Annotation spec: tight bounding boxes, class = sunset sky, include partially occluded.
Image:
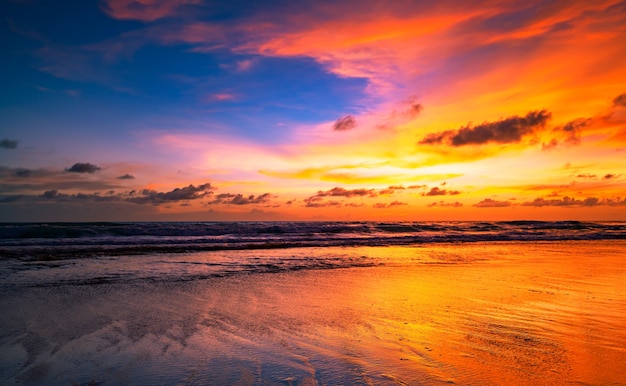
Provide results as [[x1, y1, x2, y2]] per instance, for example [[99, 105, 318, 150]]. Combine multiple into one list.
[[1, 0, 625, 221]]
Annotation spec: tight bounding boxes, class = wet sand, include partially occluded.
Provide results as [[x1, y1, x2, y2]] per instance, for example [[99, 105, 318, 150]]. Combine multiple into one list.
[[1, 241, 625, 385]]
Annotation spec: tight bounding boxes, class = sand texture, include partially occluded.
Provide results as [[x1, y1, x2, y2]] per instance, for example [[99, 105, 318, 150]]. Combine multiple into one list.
[[1, 241, 625, 385]]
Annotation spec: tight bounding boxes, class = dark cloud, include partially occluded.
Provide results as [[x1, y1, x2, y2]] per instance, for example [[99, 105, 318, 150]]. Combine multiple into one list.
[[604, 173, 621, 180], [333, 115, 357, 131], [2, 183, 278, 208], [208, 193, 272, 205], [544, 118, 591, 150], [372, 201, 408, 208], [117, 174, 135, 180], [604, 198, 626, 206], [420, 110, 551, 146], [315, 187, 376, 198], [0, 166, 121, 192], [521, 196, 601, 207], [427, 201, 463, 207], [418, 131, 449, 145], [305, 199, 342, 208], [517, 195, 626, 207], [0, 194, 26, 203], [40, 189, 121, 203], [421, 187, 460, 196], [14, 169, 32, 178], [305, 185, 409, 207], [473, 198, 512, 208], [613, 93, 626, 107], [560, 118, 590, 145], [0, 166, 50, 180], [0, 139, 18, 149], [128, 183, 212, 205], [65, 162, 101, 174], [576, 174, 597, 179], [304, 185, 424, 208]]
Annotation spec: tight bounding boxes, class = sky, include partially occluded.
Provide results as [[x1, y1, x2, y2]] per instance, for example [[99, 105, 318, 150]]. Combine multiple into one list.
[[1, 0, 626, 222]]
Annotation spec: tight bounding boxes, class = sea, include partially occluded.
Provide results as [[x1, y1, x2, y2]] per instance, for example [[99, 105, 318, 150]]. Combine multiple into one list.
[[1, 220, 625, 287], [2, 221, 626, 385]]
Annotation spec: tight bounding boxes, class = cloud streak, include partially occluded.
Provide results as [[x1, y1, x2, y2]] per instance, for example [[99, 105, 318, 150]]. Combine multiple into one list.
[[420, 110, 552, 146], [373, 201, 408, 208], [421, 187, 460, 196], [474, 195, 626, 208], [303, 185, 421, 208], [427, 201, 463, 208], [100, 0, 201, 22], [208, 193, 272, 205], [474, 198, 513, 208]]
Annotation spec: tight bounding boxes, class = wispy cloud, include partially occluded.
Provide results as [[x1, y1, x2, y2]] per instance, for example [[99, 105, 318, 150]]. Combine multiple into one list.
[[473, 195, 626, 208], [427, 201, 463, 208], [100, 0, 202, 22], [421, 187, 460, 196], [207, 193, 273, 205], [474, 198, 513, 208], [373, 200, 408, 208], [521, 196, 608, 207], [542, 118, 591, 150], [304, 199, 343, 208]]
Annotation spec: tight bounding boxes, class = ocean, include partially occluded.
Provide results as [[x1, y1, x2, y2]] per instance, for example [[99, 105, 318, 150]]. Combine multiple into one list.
[[1, 220, 625, 287], [1, 221, 625, 384]]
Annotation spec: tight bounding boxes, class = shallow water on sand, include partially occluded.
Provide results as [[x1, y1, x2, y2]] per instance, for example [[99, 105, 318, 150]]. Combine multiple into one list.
[[1, 241, 625, 385]]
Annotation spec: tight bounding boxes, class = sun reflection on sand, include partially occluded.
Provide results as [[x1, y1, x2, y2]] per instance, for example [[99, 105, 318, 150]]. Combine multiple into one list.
[[1, 241, 625, 384]]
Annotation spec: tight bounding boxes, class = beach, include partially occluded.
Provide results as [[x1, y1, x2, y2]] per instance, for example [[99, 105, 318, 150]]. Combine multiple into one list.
[[1, 240, 625, 385]]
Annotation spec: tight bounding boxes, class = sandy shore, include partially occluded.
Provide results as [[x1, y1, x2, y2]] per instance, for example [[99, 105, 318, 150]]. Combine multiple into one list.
[[1, 241, 625, 385]]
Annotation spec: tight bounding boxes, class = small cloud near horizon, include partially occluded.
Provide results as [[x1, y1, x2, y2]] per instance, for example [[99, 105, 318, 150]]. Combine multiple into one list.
[[427, 201, 463, 207], [474, 198, 513, 208], [421, 186, 460, 196], [1, 139, 18, 149], [372, 200, 408, 208], [65, 162, 101, 174]]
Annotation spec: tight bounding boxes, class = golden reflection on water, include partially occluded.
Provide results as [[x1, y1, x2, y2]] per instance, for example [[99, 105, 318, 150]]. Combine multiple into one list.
[[187, 241, 626, 385], [2, 241, 625, 385]]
